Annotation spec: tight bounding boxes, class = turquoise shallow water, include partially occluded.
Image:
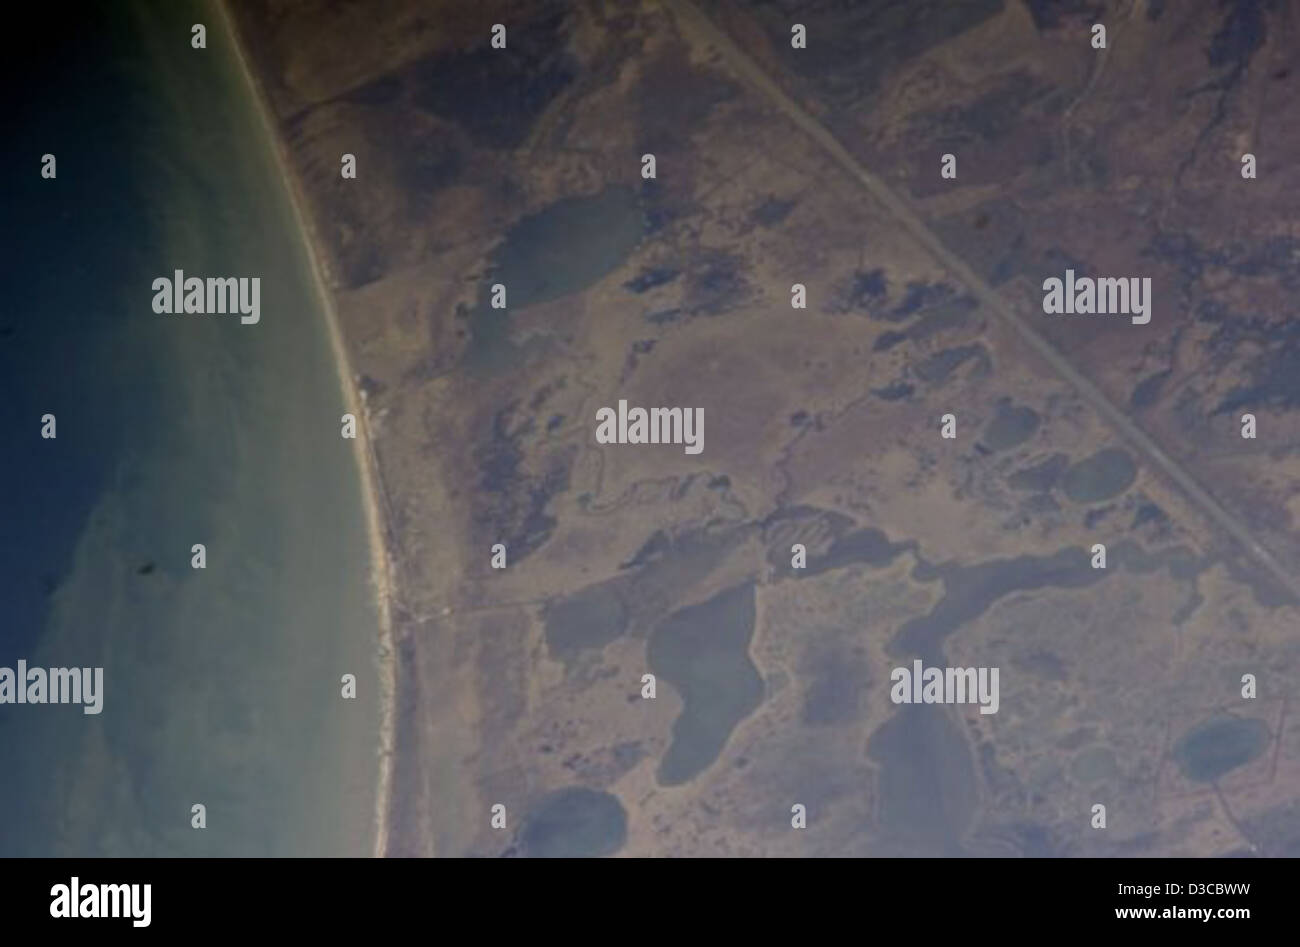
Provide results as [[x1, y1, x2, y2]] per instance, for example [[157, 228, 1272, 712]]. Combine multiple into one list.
[[0, 1, 380, 856]]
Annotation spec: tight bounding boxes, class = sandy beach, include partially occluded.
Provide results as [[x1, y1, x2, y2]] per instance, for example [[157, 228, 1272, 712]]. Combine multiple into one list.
[[215, 0, 399, 859]]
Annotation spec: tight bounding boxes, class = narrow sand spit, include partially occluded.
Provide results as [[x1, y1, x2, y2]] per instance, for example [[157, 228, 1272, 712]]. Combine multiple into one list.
[[215, 0, 399, 859]]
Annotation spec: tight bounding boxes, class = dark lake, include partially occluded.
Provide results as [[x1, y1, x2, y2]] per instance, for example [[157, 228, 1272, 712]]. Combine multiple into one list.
[[648, 583, 764, 786]]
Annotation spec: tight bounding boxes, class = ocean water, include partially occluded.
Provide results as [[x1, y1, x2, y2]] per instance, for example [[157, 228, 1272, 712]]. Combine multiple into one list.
[[0, 1, 380, 856]]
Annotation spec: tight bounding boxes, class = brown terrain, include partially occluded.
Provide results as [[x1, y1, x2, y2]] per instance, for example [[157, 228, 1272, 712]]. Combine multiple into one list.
[[226, 0, 1300, 856]]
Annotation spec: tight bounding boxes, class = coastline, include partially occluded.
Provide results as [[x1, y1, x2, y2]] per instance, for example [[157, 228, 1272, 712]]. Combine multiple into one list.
[[214, 0, 398, 858]]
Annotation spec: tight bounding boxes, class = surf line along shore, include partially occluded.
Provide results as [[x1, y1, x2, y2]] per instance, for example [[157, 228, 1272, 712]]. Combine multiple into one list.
[[214, 0, 399, 859]]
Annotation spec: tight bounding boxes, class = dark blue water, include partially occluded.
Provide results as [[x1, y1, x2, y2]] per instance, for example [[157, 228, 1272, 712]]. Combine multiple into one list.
[[0, 1, 381, 856], [0, 7, 172, 661]]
